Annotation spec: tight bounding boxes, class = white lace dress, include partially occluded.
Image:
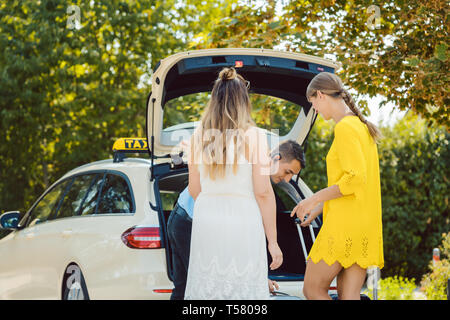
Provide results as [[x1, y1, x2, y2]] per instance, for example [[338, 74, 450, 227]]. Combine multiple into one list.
[[184, 142, 269, 300]]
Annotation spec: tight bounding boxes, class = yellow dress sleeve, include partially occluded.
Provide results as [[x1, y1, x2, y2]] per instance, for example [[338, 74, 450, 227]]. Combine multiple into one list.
[[334, 122, 367, 197]]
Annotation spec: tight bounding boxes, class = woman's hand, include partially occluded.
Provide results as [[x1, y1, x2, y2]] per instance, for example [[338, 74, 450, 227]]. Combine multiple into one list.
[[291, 185, 340, 226], [268, 242, 283, 270], [268, 279, 279, 293], [290, 196, 321, 227]]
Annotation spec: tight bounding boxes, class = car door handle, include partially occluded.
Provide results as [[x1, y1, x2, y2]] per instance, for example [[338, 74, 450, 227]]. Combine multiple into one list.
[[62, 229, 73, 238]]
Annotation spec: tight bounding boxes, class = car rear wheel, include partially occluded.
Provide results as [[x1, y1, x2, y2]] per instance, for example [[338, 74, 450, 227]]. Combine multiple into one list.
[[62, 264, 90, 300]]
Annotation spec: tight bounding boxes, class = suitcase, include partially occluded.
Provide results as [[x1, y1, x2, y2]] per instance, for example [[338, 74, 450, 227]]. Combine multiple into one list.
[[293, 215, 317, 264]]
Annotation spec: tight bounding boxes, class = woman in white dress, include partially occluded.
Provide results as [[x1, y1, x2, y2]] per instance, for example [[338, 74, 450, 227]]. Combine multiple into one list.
[[184, 67, 283, 300]]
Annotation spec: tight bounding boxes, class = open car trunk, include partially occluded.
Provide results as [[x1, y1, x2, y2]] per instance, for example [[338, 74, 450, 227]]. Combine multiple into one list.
[[152, 163, 322, 285], [146, 49, 337, 294], [147, 48, 339, 157]]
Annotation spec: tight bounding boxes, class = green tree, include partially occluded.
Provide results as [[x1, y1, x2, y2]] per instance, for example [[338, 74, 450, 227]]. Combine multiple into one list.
[[202, 0, 449, 127], [378, 113, 449, 279], [0, 0, 236, 217]]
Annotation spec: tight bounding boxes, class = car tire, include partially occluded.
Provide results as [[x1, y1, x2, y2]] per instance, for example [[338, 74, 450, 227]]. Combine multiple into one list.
[[62, 264, 90, 300]]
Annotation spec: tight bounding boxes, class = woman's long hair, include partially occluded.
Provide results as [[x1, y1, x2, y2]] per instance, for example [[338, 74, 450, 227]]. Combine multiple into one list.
[[192, 67, 255, 180], [306, 72, 383, 143]]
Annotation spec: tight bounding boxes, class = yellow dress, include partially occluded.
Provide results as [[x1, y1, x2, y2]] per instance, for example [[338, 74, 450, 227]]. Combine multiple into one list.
[[307, 116, 384, 269]]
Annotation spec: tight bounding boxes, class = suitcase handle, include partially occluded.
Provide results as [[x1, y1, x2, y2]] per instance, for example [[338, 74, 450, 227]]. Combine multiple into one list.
[[279, 210, 317, 262]]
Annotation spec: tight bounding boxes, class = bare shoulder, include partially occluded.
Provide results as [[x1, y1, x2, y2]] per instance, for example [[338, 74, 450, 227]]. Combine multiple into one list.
[[243, 126, 269, 164]]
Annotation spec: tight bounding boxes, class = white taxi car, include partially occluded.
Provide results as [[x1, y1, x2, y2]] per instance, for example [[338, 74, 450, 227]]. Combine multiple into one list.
[[0, 48, 339, 299]]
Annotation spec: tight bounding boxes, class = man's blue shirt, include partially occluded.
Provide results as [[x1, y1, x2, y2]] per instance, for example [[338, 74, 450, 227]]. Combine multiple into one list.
[[177, 187, 194, 219]]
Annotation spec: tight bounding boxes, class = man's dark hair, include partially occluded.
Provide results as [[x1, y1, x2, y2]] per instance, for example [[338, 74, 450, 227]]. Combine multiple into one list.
[[271, 140, 306, 170]]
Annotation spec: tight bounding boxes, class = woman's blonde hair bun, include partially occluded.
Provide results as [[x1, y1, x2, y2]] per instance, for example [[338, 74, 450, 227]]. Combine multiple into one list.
[[218, 67, 237, 81]]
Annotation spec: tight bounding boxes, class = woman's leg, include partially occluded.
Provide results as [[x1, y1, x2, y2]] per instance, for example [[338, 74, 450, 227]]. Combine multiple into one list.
[[336, 263, 367, 300], [303, 259, 342, 300]]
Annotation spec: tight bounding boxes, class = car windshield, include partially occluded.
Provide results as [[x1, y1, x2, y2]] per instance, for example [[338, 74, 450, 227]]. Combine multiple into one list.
[[163, 92, 304, 137]]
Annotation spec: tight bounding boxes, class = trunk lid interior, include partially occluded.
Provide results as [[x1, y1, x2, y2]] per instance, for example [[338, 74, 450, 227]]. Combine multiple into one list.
[[147, 48, 339, 158]]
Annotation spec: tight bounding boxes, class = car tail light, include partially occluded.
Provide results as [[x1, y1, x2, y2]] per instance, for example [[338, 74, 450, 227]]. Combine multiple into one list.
[[153, 289, 173, 294], [121, 226, 161, 249]]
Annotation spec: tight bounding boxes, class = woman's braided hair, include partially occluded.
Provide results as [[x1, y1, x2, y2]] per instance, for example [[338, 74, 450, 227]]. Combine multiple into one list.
[[306, 72, 382, 143]]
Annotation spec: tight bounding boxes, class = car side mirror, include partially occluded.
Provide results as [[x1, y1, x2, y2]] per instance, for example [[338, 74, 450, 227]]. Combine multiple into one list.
[[0, 211, 21, 230]]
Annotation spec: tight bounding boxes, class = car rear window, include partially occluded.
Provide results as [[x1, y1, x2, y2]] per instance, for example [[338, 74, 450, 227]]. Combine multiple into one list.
[[96, 173, 134, 214], [163, 92, 302, 137]]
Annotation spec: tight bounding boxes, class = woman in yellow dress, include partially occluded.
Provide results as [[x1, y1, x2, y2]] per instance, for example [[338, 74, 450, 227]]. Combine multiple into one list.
[[291, 72, 384, 300]]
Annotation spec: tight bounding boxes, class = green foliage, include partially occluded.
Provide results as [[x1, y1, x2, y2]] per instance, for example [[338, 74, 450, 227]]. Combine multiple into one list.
[[300, 116, 334, 191], [163, 92, 210, 128], [363, 275, 418, 300], [204, 0, 449, 127], [249, 94, 300, 137], [378, 113, 449, 279], [420, 233, 450, 300], [0, 0, 236, 215]]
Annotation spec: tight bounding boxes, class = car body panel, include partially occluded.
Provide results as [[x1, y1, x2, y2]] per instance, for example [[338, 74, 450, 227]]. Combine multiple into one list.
[[0, 159, 174, 299]]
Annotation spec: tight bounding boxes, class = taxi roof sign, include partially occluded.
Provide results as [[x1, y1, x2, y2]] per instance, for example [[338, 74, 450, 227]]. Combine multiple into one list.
[[113, 138, 149, 162], [113, 138, 148, 151]]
